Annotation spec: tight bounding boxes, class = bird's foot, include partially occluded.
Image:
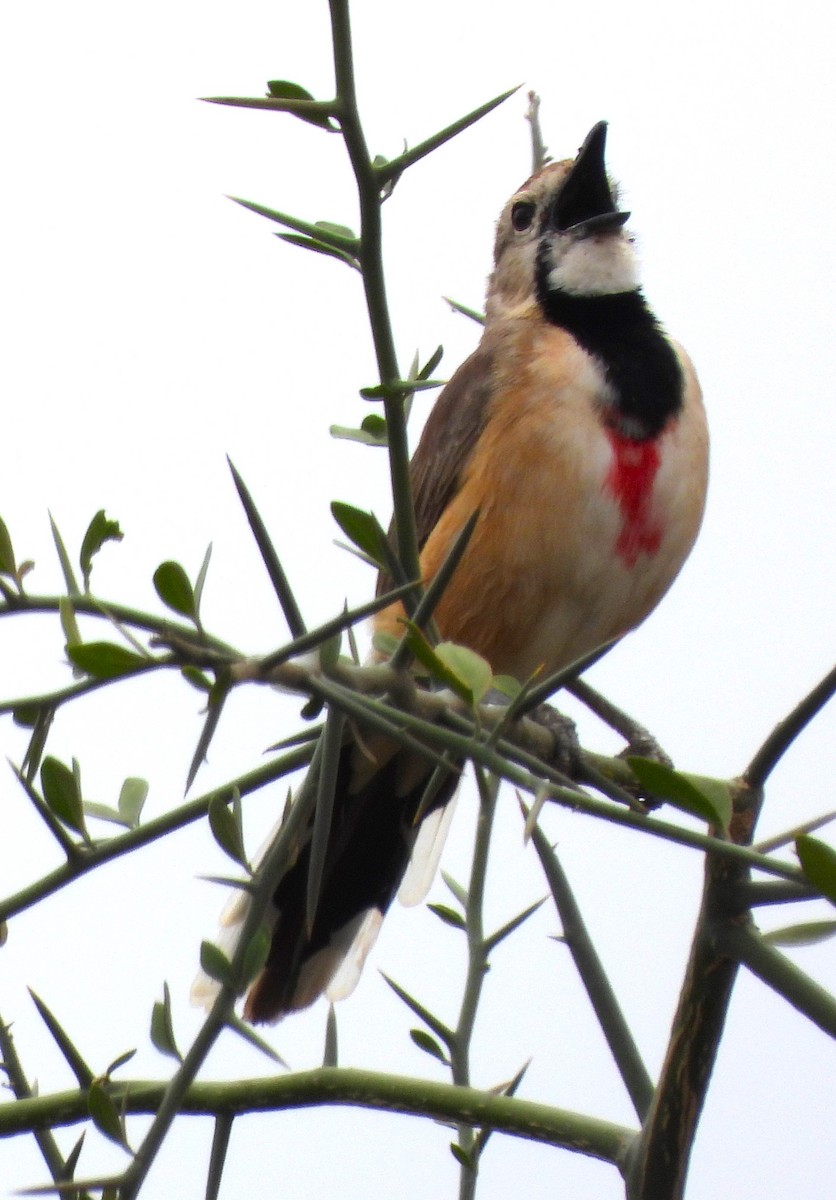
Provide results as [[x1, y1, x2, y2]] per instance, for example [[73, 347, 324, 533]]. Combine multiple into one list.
[[527, 703, 583, 778], [617, 726, 673, 770]]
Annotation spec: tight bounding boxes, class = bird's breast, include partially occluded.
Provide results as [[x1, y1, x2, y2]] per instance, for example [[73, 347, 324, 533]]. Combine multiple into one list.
[[378, 326, 707, 681]]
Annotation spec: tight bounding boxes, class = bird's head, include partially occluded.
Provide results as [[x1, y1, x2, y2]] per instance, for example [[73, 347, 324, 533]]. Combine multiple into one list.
[[488, 121, 638, 321]]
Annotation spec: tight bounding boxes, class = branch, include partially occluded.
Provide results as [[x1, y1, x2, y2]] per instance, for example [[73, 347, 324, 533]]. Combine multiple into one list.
[[745, 662, 836, 789], [0, 1068, 634, 1168], [0, 748, 312, 922]]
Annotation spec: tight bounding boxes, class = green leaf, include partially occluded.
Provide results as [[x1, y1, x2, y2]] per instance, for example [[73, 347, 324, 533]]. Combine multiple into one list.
[[118, 778, 148, 827], [418, 345, 444, 380], [181, 666, 213, 692], [762, 920, 836, 947], [0, 516, 16, 580], [442, 871, 469, 908], [153, 561, 196, 620], [371, 630, 400, 659], [277, 232, 359, 269], [330, 414, 388, 447], [150, 983, 182, 1062], [208, 791, 248, 870], [199, 940, 234, 988], [13, 705, 40, 728], [359, 378, 443, 400], [239, 927, 271, 990], [79, 510, 123, 591], [41, 757, 85, 836], [68, 642, 149, 679], [427, 903, 466, 930], [105, 1048, 136, 1077], [265, 79, 336, 129], [409, 1028, 449, 1064], [796, 835, 836, 905], [315, 220, 357, 241], [330, 502, 388, 566], [436, 642, 493, 705], [450, 1142, 476, 1170], [627, 758, 732, 831], [83, 802, 129, 827], [491, 674, 522, 700], [87, 1081, 129, 1150], [400, 625, 475, 704]]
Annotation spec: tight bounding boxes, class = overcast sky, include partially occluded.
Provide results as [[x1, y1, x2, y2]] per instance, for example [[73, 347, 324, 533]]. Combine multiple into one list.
[[2, 2, 836, 1197]]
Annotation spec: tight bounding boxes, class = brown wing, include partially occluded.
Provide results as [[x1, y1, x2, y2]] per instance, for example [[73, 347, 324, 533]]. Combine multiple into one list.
[[378, 343, 495, 593]]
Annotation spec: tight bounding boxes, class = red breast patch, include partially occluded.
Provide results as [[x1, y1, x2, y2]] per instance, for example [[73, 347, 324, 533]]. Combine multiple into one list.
[[605, 431, 663, 567]]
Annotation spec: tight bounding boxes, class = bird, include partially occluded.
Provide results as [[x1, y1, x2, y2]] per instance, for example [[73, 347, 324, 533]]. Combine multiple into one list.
[[192, 120, 709, 1023]]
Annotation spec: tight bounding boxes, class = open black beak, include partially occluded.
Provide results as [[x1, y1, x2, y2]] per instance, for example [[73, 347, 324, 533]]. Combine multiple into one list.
[[552, 121, 630, 236]]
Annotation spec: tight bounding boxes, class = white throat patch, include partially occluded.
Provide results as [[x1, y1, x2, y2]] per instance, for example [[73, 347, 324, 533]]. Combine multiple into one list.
[[546, 234, 639, 297]]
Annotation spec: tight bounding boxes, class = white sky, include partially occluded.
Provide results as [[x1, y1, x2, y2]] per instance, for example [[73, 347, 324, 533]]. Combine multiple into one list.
[[2, 1, 836, 1197]]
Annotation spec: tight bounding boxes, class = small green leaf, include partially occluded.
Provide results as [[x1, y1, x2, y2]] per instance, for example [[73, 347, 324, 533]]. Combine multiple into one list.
[[436, 642, 493, 705], [208, 791, 248, 870], [315, 220, 357, 241], [83, 802, 129, 827], [68, 642, 149, 679], [491, 674, 522, 700], [199, 941, 235, 988], [265, 79, 336, 129], [409, 1028, 449, 1063], [627, 758, 732, 831], [427, 903, 466, 930], [762, 920, 836, 947], [371, 630, 400, 659], [79, 510, 123, 591], [418, 345, 444, 380], [450, 1142, 476, 1169], [13, 705, 40, 728], [181, 666, 213, 692], [153, 561, 196, 620], [118, 778, 148, 827], [401, 625, 473, 703], [796, 835, 836, 906], [41, 757, 85, 835], [240, 927, 271, 990], [330, 502, 388, 566], [150, 983, 182, 1062], [442, 872, 469, 908], [105, 1048, 136, 1077], [266, 79, 315, 101], [330, 414, 388, 447], [0, 516, 16, 579], [88, 1081, 129, 1150]]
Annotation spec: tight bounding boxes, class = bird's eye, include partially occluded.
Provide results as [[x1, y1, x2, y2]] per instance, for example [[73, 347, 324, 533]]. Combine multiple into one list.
[[511, 201, 535, 231]]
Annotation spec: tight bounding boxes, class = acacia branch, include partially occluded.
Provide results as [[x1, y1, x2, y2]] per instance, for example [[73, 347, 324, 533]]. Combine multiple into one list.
[[0, 1068, 634, 1168]]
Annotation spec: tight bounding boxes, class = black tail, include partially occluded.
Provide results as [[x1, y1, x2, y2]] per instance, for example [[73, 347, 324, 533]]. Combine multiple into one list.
[[244, 738, 459, 1022]]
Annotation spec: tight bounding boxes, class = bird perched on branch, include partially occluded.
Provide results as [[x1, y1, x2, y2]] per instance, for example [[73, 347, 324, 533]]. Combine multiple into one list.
[[193, 121, 708, 1023]]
